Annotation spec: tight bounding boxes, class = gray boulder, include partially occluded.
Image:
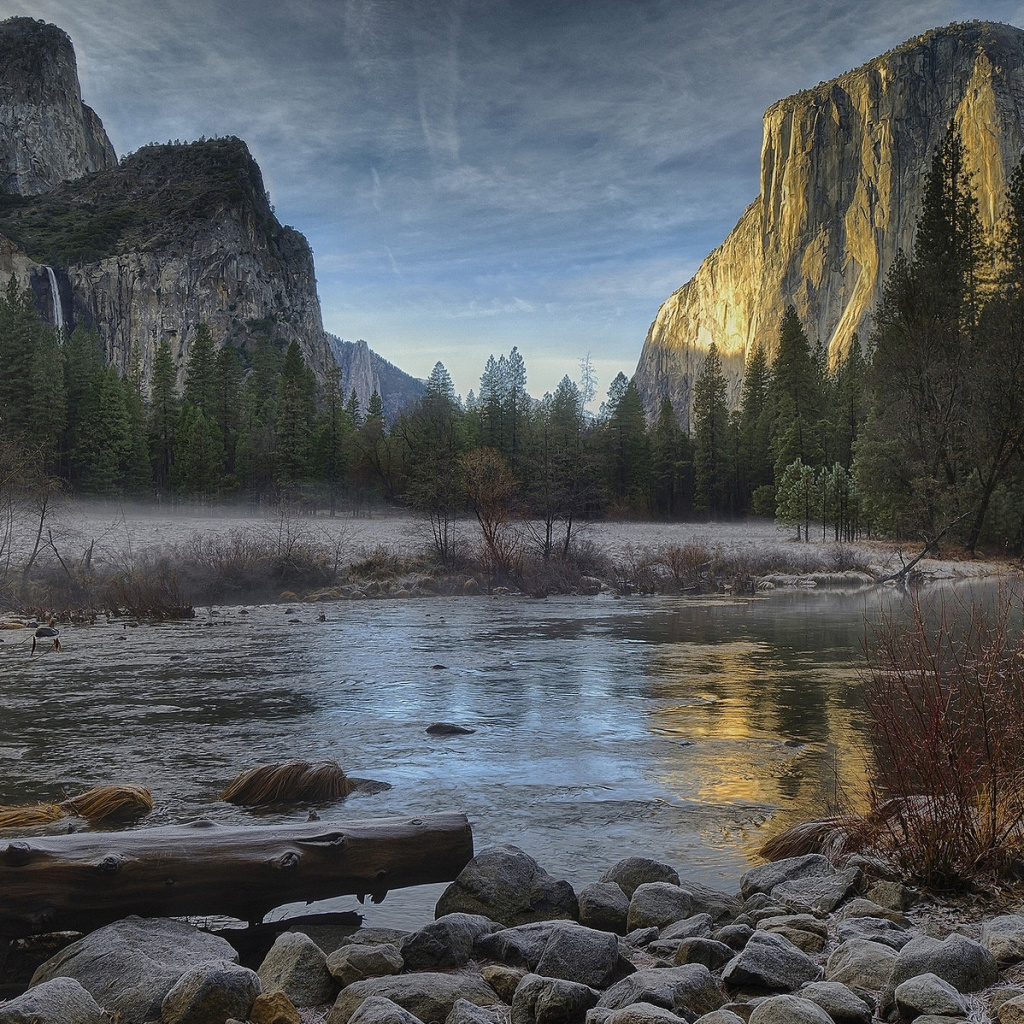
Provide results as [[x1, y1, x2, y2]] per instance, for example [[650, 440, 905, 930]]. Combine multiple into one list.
[[29, 916, 239, 1024], [161, 960, 261, 1024], [691, 1013, 746, 1024], [894, 972, 968, 1019], [674, 938, 735, 971], [348, 995, 426, 1024], [512, 973, 600, 1024], [756, 915, 828, 954], [747, 994, 833, 1024], [258, 930, 336, 1007], [880, 933, 998, 1019], [601, 1002, 689, 1024], [328, 973, 502, 1024], [835, 916, 911, 951], [740, 855, 833, 899], [535, 924, 622, 989], [623, 928, 659, 948], [998, 993, 1024, 1023], [626, 884, 694, 932], [437, 846, 579, 926], [770, 867, 861, 915], [677, 883, 741, 923], [836, 898, 907, 925], [713, 925, 753, 951], [476, 923, 562, 969], [599, 858, 680, 899], [481, 965, 527, 1003], [864, 880, 915, 911], [447, 998, 508, 1024], [983, 914, 1024, 965], [798, 981, 872, 1024], [327, 944, 405, 987], [400, 914, 499, 971], [578, 883, 630, 935], [720, 931, 820, 992], [824, 938, 897, 992], [597, 965, 724, 1018], [662, 915, 713, 941], [0, 977, 105, 1024]]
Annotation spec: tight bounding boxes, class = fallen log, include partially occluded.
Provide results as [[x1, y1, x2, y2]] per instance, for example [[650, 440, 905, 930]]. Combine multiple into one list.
[[0, 812, 473, 938]]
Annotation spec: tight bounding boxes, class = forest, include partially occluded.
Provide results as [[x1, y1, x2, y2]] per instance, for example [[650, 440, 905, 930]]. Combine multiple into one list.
[[1, 127, 1022, 561]]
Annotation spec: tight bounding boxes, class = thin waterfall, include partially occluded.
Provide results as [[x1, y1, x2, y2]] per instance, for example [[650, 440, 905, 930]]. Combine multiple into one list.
[[44, 265, 63, 333]]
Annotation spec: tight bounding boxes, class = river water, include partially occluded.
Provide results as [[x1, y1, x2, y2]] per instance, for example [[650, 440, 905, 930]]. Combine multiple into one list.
[[0, 583, 914, 929]]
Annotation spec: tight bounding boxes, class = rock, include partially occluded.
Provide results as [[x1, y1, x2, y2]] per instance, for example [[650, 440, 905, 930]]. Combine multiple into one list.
[[894, 972, 969, 1019], [161, 960, 262, 1024], [720, 931, 820, 992], [258, 931, 336, 1007], [674, 938, 735, 971], [250, 991, 302, 1024], [747, 994, 833, 1024], [399, 915, 499, 971], [327, 944, 405, 987], [662, 915, 713, 941], [535, 924, 622, 989], [769, 867, 861, 915], [836, 898, 908, 926], [315, 928, 410, 955], [678, 883, 741, 923], [713, 925, 753, 951], [436, 845, 579, 926], [512, 973, 600, 1024], [476, 923, 562, 969], [824, 938, 897, 992], [865, 880, 915, 912], [646, 940, 684, 960], [0, 977, 105, 1024], [691, 1013, 746, 1024], [29, 916, 239, 1024], [835, 917, 911, 951], [597, 965, 725, 1018], [578, 884, 630, 934], [601, 1002, 690, 1024], [999, 993, 1024, 1023], [739, 855, 834, 900], [328, 973, 502, 1024], [623, 928, 659, 948], [427, 723, 476, 735], [599, 858, 681, 899], [348, 995, 426, 1024], [626, 883, 694, 931], [798, 981, 872, 1024], [984, 915, 1024, 965], [447, 998, 508, 1024], [756, 915, 828, 954], [481, 965, 527, 1003], [880, 933, 998, 1018]]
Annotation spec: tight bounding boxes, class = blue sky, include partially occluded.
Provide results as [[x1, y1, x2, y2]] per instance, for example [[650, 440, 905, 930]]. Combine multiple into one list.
[[5, 0, 1024, 403]]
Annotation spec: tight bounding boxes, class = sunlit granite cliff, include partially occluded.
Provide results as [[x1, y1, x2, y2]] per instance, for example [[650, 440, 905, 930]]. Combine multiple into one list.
[[635, 21, 1024, 424]]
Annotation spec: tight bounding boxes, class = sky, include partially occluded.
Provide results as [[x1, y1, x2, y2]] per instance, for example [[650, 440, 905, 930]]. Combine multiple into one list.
[[4, 0, 1024, 404]]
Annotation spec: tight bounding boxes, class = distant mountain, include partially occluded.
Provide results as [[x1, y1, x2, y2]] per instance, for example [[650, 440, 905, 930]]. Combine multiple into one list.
[[634, 21, 1024, 425], [328, 336, 425, 423]]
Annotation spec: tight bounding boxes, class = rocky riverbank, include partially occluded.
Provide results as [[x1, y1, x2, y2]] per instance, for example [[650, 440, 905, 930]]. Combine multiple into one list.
[[4, 844, 1024, 1024]]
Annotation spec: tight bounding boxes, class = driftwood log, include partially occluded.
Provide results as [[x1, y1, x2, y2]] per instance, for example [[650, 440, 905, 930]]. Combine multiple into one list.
[[0, 812, 473, 938]]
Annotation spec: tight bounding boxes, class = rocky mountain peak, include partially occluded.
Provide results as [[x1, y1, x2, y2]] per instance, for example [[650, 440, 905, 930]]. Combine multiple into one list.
[[0, 16, 117, 195]]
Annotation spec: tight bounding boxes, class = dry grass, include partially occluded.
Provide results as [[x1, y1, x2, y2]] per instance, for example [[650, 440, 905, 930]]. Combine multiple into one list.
[[61, 784, 153, 823], [0, 803, 64, 828], [221, 760, 351, 805]]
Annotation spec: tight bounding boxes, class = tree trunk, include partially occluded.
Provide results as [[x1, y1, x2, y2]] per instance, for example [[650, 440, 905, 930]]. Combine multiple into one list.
[[0, 812, 473, 938]]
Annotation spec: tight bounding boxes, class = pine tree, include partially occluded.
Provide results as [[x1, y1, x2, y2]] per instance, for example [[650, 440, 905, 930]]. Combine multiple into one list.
[[313, 364, 353, 515], [183, 324, 217, 417], [275, 340, 316, 492], [148, 340, 179, 492], [770, 306, 822, 477], [692, 343, 730, 515]]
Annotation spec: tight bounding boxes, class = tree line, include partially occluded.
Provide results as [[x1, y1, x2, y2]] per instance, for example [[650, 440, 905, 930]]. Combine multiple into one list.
[[1, 125, 1021, 557]]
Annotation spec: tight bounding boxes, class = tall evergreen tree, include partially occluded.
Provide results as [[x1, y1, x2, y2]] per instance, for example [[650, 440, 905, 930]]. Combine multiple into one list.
[[182, 324, 217, 417], [692, 343, 731, 515], [148, 339, 179, 492], [770, 306, 822, 476], [275, 340, 316, 491]]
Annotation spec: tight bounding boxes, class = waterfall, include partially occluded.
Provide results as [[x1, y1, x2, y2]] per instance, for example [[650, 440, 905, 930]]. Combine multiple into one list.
[[44, 265, 63, 333]]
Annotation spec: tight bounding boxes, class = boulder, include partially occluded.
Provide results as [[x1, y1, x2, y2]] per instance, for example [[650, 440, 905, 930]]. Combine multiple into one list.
[[29, 916, 239, 1024], [258, 931, 336, 1007], [999, 993, 1024, 1023], [481, 965, 527, 1003], [691, 1013, 746, 1024], [307, 927, 409, 956], [535, 924, 622, 989], [825, 938, 897, 992], [161, 960, 262, 1024], [578, 884, 630, 935], [674, 938, 735, 971], [399, 915, 499, 971], [677, 883, 741, 923], [601, 1002, 690, 1024], [0, 977, 105, 1024], [756, 915, 828, 954], [327, 944, 405, 987], [837, 898, 908, 926], [476, 923, 562, 970], [328, 972, 502, 1024], [348, 995, 426, 1024], [798, 981, 872, 1024], [880, 933, 998, 1019], [512, 973, 600, 1024], [626, 884, 694, 932], [740, 856, 833, 899], [662, 915, 713, 941], [983, 915, 1024, 965], [250, 991, 302, 1024], [769, 868, 861, 915], [600, 858, 680, 899], [437, 845, 579, 926], [447, 998, 508, 1024], [894, 972, 969, 1019], [835, 917, 911, 951], [713, 925, 753, 951], [720, 931, 820, 992], [747, 994, 833, 1024], [864, 881, 915, 912], [597, 965, 724, 1018], [623, 928, 659, 948]]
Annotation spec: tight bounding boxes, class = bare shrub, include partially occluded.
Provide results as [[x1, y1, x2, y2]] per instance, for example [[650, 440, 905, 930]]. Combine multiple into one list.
[[862, 578, 1024, 886], [661, 536, 715, 590]]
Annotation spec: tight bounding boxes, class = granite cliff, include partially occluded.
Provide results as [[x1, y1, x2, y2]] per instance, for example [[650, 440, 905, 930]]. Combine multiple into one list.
[[0, 17, 333, 385], [328, 337, 426, 424], [635, 21, 1024, 424]]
